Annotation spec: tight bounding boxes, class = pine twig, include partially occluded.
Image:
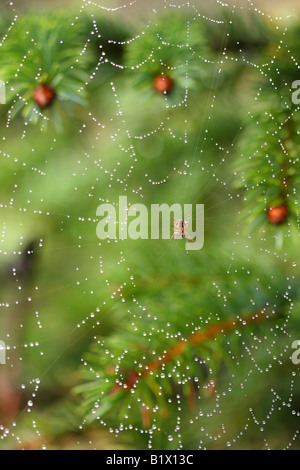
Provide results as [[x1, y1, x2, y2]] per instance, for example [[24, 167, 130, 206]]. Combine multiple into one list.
[[111, 311, 268, 394]]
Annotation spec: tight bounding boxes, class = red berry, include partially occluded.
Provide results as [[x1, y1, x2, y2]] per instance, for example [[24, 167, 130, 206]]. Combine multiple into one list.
[[153, 74, 174, 94], [267, 204, 288, 225], [33, 84, 56, 108]]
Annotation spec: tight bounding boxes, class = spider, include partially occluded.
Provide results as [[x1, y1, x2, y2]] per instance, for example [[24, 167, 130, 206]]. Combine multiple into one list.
[[170, 215, 194, 242]]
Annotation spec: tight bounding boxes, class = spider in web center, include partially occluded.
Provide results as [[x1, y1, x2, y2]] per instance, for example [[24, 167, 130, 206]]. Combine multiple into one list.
[[170, 215, 195, 242]]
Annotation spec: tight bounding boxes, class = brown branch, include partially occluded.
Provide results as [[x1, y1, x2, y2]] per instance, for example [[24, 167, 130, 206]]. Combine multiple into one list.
[[110, 311, 268, 395]]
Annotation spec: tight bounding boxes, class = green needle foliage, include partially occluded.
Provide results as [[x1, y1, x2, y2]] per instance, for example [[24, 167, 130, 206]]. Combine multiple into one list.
[[75, 250, 298, 448], [0, 14, 91, 129], [234, 27, 300, 239]]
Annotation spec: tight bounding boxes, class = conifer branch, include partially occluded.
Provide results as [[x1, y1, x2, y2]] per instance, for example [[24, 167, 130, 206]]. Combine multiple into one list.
[[110, 311, 269, 395]]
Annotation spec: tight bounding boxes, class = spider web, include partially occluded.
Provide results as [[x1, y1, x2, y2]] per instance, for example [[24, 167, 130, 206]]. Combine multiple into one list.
[[0, 0, 299, 450]]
